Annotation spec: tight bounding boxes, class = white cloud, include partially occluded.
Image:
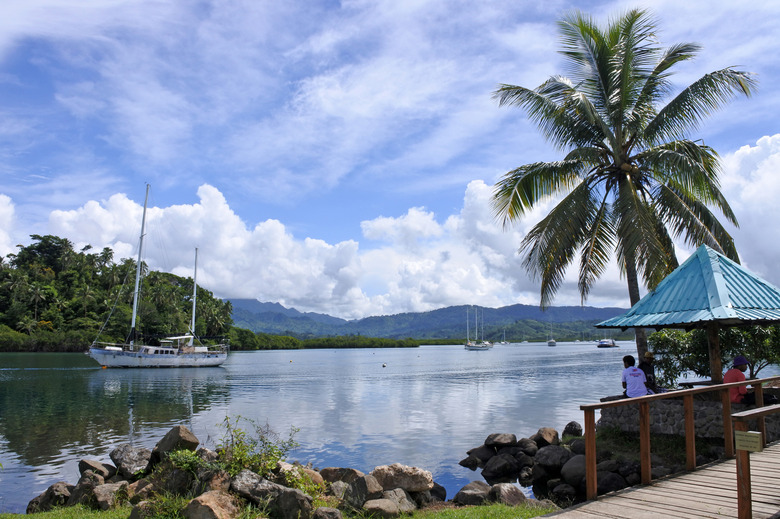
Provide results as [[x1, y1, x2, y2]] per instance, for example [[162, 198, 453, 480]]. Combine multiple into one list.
[[0, 194, 15, 257]]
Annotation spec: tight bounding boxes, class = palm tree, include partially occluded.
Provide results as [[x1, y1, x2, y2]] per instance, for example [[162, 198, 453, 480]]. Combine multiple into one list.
[[491, 9, 755, 358]]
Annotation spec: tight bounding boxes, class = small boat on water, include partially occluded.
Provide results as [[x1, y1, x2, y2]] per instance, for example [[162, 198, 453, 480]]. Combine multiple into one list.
[[597, 338, 618, 348], [88, 186, 228, 368], [464, 306, 492, 350], [547, 323, 556, 347]]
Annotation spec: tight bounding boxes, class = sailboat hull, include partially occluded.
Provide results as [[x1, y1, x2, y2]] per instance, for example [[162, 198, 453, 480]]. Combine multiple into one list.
[[88, 345, 227, 368]]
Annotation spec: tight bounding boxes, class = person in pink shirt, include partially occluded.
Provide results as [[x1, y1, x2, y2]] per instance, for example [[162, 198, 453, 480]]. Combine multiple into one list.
[[724, 355, 753, 405]]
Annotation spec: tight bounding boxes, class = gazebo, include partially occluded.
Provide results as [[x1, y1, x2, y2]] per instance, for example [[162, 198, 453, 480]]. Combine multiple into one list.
[[596, 244, 780, 383]]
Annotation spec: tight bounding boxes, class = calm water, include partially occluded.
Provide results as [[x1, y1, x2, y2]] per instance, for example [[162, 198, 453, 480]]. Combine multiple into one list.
[[0, 342, 635, 513]]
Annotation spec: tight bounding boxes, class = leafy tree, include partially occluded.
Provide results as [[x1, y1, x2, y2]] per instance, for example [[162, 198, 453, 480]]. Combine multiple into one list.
[[491, 9, 755, 358], [649, 326, 780, 386]]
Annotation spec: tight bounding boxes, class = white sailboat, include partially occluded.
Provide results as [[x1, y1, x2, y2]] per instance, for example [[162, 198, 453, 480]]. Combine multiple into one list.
[[547, 323, 556, 347], [88, 186, 228, 368], [465, 306, 490, 350]]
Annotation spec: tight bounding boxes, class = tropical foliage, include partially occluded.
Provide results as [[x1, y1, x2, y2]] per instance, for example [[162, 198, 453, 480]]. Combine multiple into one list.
[[0, 235, 232, 351], [649, 327, 780, 386], [491, 9, 755, 357]]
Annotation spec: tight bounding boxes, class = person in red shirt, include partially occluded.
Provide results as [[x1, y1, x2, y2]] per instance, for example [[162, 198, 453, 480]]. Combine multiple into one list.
[[723, 355, 754, 405]]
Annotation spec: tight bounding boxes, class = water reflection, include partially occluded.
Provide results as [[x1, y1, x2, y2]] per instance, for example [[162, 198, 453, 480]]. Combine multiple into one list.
[[0, 344, 638, 513]]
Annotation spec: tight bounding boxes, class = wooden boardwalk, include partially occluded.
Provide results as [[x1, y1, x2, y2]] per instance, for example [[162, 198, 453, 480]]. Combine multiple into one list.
[[546, 442, 780, 518]]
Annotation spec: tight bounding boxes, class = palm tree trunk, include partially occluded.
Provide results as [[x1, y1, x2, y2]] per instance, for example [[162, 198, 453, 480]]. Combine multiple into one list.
[[624, 254, 648, 359]]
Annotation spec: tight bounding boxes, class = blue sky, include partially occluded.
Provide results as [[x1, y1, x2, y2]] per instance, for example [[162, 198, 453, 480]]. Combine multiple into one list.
[[1, 0, 779, 319]]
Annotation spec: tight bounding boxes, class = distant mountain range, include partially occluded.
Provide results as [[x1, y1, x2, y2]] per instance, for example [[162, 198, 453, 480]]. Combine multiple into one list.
[[229, 299, 632, 342]]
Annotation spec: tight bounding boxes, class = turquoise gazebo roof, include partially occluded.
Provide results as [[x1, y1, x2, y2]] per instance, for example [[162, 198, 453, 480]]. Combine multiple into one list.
[[597, 245, 780, 330]]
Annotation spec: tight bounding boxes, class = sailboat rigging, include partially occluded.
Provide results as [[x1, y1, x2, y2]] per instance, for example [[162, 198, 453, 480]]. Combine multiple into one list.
[[87, 185, 228, 368]]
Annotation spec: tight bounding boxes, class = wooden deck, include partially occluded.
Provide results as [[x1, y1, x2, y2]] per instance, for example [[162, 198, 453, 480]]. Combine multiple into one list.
[[545, 441, 780, 518]]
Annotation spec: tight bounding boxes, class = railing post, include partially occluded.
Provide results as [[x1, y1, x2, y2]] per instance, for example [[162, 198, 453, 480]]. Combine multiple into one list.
[[734, 420, 752, 519], [584, 407, 597, 500], [721, 388, 734, 458], [639, 400, 651, 484], [683, 393, 696, 470], [754, 385, 766, 446]]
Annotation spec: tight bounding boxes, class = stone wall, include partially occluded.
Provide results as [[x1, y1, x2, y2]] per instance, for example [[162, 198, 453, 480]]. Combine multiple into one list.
[[597, 392, 780, 442]]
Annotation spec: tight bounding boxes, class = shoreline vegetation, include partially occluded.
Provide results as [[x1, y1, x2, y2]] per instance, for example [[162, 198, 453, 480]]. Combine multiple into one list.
[[0, 235, 632, 356]]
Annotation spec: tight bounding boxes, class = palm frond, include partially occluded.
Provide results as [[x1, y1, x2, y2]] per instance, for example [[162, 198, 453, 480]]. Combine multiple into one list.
[[519, 181, 599, 307], [492, 159, 586, 225], [645, 68, 757, 144], [578, 190, 616, 302]]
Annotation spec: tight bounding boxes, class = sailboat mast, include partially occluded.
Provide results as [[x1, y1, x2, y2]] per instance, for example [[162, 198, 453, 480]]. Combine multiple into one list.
[[129, 184, 150, 346], [189, 248, 198, 345]]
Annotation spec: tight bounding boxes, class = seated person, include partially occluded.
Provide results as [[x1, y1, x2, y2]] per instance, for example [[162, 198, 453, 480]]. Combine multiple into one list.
[[638, 351, 659, 393], [622, 355, 648, 398], [724, 355, 778, 405]]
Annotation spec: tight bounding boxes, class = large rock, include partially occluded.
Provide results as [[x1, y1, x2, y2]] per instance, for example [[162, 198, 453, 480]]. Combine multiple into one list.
[[79, 459, 117, 479], [516, 438, 539, 456], [362, 498, 400, 518], [313, 508, 343, 519], [481, 453, 520, 483], [27, 482, 74, 514], [534, 445, 573, 476], [93, 481, 129, 511], [453, 481, 490, 506], [320, 467, 365, 484], [485, 433, 518, 448], [127, 479, 156, 504], [67, 470, 104, 507], [183, 489, 243, 519], [466, 444, 496, 467], [343, 474, 383, 509], [560, 455, 586, 489], [458, 455, 480, 470], [370, 463, 433, 492], [149, 425, 200, 467], [562, 421, 583, 438], [531, 427, 560, 448], [488, 483, 527, 505], [110, 444, 152, 479], [430, 481, 447, 502], [231, 469, 313, 519], [382, 488, 417, 513], [597, 471, 628, 495]]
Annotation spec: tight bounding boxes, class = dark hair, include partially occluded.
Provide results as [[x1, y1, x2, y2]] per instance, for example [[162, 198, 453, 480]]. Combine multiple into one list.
[[623, 355, 635, 366]]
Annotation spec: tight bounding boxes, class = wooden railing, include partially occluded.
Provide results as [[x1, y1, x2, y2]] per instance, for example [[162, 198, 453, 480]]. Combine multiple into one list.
[[732, 403, 780, 519], [580, 375, 780, 500]]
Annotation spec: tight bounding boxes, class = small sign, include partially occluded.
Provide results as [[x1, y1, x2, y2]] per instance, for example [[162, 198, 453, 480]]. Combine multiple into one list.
[[735, 430, 763, 452]]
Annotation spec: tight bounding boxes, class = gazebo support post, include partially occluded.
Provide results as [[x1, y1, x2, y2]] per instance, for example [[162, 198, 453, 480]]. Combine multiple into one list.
[[707, 323, 723, 384]]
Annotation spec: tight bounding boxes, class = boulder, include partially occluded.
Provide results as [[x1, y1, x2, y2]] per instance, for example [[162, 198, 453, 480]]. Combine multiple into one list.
[[371, 463, 433, 492], [514, 452, 535, 469], [458, 455, 480, 471], [313, 507, 343, 519], [481, 453, 520, 483], [110, 444, 152, 479], [516, 438, 539, 456], [485, 433, 518, 448], [488, 483, 527, 505], [465, 444, 496, 467], [534, 445, 573, 476], [362, 498, 400, 518], [66, 470, 104, 507], [183, 489, 243, 519], [430, 481, 447, 502], [343, 474, 383, 509], [126, 479, 156, 504], [78, 459, 117, 479], [562, 421, 583, 438], [453, 481, 490, 506], [320, 467, 365, 484], [230, 469, 313, 519], [93, 481, 129, 510], [596, 471, 628, 495], [569, 439, 586, 455], [551, 483, 578, 501], [531, 427, 560, 448], [26, 481, 73, 514], [328, 480, 349, 500], [149, 425, 200, 468], [382, 488, 417, 513], [560, 455, 586, 488]]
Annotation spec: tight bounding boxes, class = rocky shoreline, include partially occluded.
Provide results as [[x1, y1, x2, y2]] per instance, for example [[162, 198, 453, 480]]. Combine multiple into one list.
[[26, 424, 559, 519]]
